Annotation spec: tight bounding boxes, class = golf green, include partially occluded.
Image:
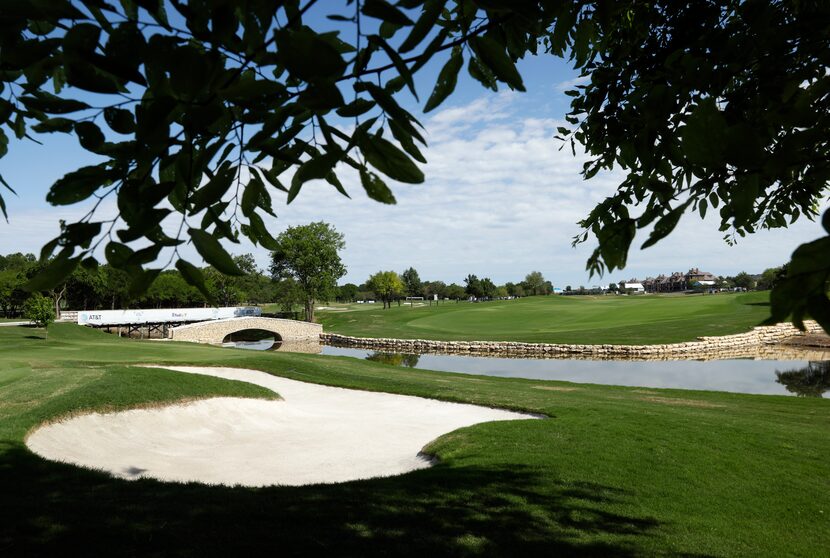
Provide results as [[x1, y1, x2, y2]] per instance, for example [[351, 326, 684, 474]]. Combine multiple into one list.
[[319, 291, 772, 344]]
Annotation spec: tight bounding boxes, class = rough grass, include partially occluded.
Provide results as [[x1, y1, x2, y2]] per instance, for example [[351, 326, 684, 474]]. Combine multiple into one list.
[[0, 323, 828, 557], [318, 291, 772, 344]]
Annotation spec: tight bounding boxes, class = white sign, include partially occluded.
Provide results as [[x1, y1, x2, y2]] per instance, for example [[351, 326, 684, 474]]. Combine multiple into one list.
[[77, 307, 261, 326]]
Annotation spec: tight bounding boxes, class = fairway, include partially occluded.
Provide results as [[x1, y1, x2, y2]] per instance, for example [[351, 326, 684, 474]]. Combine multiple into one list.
[[319, 292, 772, 344], [1, 323, 828, 556]]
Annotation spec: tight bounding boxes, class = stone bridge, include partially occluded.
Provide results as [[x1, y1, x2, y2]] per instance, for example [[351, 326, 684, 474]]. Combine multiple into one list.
[[168, 317, 322, 344]]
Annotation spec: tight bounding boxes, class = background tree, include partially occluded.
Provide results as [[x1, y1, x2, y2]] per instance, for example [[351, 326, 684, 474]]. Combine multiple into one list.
[[273, 278, 304, 318], [367, 271, 404, 310], [270, 222, 346, 323], [1, 2, 827, 333], [23, 293, 55, 339], [0, 269, 27, 318], [731, 272, 756, 291], [422, 280, 446, 302], [523, 271, 546, 296], [464, 274, 483, 299], [401, 267, 422, 298], [479, 277, 497, 299], [338, 283, 359, 303], [446, 283, 465, 301], [757, 265, 788, 291]]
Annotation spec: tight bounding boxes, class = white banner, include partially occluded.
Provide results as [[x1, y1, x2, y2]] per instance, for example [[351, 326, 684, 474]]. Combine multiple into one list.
[[77, 307, 261, 326]]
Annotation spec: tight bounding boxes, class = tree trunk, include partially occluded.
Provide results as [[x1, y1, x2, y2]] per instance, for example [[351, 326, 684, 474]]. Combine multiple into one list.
[[305, 298, 315, 322]]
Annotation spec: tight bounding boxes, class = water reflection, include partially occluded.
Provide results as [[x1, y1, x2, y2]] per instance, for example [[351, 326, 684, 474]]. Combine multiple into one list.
[[775, 361, 830, 397], [322, 345, 830, 396], [222, 338, 322, 354], [365, 352, 421, 368]]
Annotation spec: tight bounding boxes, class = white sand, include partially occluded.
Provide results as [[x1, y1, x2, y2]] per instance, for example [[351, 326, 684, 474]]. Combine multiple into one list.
[[26, 366, 536, 487]]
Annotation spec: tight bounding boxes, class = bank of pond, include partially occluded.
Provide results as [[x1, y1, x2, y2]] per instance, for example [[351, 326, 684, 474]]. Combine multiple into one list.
[[223, 335, 830, 398]]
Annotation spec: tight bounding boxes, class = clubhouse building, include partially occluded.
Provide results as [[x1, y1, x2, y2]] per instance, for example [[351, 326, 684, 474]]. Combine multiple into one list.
[[620, 268, 718, 293]]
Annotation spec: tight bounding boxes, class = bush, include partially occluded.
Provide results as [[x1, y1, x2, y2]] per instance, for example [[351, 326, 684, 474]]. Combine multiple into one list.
[[23, 294, 55, 335]]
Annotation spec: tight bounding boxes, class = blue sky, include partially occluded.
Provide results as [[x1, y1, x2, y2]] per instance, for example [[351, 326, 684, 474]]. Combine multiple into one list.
[[0, 7, 826, 288]]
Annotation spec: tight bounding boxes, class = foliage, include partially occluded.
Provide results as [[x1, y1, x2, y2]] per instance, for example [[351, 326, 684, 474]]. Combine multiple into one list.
[[401, 267, 422, 297], [22, 292, 54, 332], [269, 222, 346, 322], [0, 1, 827, 332], [731, 272, 755, 291], [756, 264, 788, 291], [446, 283, 466, 300], [337, 282, 360, 303], [367, 270, 405, 309], [0, 269, 27, 317], [463, 274, 481, 298], [523, 271, 546, 296], [562, 1, 830, 332]]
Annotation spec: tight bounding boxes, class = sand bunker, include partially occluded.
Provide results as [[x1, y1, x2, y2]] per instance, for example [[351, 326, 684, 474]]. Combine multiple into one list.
[[26, 366, 535, 487]]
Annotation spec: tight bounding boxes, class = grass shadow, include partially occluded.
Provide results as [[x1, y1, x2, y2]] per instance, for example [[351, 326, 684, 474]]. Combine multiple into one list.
[[0, 443, 667, 557]]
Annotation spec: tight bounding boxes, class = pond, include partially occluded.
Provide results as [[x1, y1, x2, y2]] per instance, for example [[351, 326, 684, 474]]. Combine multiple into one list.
[[223, 338, 830, 397]]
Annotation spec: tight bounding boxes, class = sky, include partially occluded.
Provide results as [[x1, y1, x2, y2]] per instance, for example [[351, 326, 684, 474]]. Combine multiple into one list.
[[1, 9, 827, 288]]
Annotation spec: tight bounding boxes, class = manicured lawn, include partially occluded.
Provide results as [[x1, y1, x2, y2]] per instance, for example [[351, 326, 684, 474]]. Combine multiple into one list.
[[1, 323, 828, 556], [318, 292, 772, 344]]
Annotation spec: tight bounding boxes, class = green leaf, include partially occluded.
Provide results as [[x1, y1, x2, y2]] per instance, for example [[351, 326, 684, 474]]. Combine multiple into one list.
[[128, 268, 161, 298], [359, 134, 423, 184], [468, 56, 498, 91], [74, 121, 105, 151], [19, 92, 90, 114], [189, 163, 235, 215], [104, 107, 136, 134], [359, 168, 396, 204], [425, 47, 463, 112], [275, 28, 346, 83], [24, 254, 81, 292], [471, 35, 525, 91], [31, 117, 75, 133], [188, 228, 244, 275], [288, 153, 340, 203], [248, 212, 280, 250], [46, 166, 113, 205], [681, 98, 727, 165], [399, 0, 444, 53], [362, 0, 413, 26], [641, 204, 687, 249], [105, 241, 134, 267], [176, 259, 216, 305], [336, 98, 376, 118], [368, 35, 417, 99]]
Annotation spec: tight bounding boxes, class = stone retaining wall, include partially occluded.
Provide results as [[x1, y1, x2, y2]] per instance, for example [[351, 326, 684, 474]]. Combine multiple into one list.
[[321, 321, 829, 361]]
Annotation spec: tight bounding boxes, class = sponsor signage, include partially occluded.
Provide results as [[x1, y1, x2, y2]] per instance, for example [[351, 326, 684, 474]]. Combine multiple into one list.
[[77, 307, 261, 326]]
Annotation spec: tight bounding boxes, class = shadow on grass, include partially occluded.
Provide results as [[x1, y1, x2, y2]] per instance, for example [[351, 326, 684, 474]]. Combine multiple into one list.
[[0, 442, 670, 557]]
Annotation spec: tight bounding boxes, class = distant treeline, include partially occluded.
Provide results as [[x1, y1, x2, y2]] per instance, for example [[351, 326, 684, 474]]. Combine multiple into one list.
[[0, 252, 278, 318]]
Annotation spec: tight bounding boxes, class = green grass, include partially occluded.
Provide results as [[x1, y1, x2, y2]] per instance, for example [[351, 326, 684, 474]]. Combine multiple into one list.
[[318, 292, 772, 344], [0, 322, 828, 556]]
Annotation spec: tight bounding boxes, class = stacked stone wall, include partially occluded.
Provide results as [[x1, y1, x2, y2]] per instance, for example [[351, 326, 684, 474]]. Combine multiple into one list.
[[321, 321, 829, 362]]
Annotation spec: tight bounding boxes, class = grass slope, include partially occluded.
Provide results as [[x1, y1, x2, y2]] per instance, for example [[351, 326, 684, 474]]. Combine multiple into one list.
[[318, 292, 772, 344], [1, 323, 828, 556]]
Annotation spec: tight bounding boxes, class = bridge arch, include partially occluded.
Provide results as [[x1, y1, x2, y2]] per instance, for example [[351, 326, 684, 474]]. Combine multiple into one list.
[[168, 317, 322, 344]]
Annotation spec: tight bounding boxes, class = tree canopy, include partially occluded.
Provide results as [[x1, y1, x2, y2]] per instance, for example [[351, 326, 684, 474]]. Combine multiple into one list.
[[1, 1, 827, 331], [367, 270, 404, 309], [269, 221, 346, 322]]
